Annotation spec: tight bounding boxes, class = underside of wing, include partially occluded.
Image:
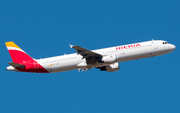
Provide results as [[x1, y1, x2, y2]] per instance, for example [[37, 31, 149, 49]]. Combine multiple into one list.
[[70, 45, 102, 64]]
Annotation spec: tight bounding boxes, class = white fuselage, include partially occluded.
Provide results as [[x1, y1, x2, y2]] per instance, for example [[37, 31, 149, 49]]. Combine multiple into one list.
[[35, 40, 175, 73]]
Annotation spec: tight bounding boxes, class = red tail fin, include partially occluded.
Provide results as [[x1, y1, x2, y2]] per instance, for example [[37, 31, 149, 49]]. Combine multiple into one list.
[[5, 41, 34, 64]]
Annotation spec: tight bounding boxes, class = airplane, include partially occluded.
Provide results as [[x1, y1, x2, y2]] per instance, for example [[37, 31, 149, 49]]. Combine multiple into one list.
[[5, 40, 175, 73]]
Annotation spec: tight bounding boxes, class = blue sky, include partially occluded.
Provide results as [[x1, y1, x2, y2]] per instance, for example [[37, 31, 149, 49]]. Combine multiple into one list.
[[0, 0, 180, 113]]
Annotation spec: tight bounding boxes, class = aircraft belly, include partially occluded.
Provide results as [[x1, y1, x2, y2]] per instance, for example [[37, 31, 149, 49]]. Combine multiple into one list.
[[117, 48, 155, 62], [50, 59, 81, 73]]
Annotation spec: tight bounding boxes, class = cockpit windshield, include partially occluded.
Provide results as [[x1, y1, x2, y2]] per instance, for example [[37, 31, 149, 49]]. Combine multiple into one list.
[[163, 42, 168, 44]]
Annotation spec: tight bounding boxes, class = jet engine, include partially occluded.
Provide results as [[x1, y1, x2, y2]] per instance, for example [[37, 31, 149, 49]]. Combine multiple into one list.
[[99, 62, 119, 72], [101, 54, 117, 64]]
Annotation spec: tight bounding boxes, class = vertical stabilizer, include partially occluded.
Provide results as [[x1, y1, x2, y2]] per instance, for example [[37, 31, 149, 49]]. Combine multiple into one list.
[[5, 41, 34, 64]]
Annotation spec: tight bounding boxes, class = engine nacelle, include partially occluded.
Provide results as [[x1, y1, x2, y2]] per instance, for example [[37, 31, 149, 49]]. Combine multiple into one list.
[[100, 62, 119, 72], [101, 54, 117, 64]]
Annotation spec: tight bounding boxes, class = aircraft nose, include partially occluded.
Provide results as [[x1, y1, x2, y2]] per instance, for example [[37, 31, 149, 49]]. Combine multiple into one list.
[[170, 44, 176, 51], [172, 44, 176, 50]]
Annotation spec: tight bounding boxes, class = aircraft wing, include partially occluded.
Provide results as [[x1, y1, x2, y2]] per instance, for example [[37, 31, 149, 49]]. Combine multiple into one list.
[[70, 44, 102, 64]]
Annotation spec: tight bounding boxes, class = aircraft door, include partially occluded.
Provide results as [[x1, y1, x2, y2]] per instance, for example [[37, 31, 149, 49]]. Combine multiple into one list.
[[154, 42, 158, 49], [116, 49, 126, 62]]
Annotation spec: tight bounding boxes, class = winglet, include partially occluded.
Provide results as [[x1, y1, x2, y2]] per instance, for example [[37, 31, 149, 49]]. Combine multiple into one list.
[[69, 44, 74, 48]]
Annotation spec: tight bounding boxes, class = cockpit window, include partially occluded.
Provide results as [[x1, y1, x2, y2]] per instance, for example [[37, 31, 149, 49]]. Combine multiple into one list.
[[163, 42, 168, 44]]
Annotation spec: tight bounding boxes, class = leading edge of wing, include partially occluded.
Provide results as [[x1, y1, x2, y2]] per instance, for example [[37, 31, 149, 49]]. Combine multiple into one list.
[[69, 44, 102, 58]]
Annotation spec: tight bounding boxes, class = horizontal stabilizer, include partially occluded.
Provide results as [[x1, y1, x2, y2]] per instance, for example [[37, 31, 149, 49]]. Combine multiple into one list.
[[8, 62, 26, 68]]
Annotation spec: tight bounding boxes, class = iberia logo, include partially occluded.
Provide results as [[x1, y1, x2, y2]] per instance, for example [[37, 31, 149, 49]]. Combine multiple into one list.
[[116, 44, 141, 50]]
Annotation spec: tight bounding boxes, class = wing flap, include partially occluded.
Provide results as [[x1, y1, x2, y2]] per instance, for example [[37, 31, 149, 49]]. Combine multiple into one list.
[[70, 45, 102, 64]]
